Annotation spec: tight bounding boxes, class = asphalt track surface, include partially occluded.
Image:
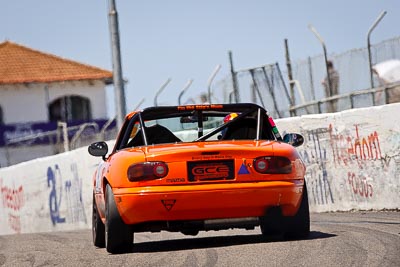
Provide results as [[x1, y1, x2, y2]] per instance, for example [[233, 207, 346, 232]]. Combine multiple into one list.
[[0, 211, 399, 267]]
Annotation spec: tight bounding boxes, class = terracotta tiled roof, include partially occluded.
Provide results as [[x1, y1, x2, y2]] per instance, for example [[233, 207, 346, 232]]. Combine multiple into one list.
[[0, 41, 113, 85]]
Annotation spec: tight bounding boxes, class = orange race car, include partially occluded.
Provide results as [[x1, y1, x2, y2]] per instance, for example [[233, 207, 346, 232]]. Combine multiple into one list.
[[88, 103, 309, 253]]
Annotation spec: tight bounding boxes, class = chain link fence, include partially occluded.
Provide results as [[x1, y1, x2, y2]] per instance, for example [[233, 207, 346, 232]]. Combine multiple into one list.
[[213, 63, 291, 118], [291, 36, 400, 109], [214, 36, 400, 117]]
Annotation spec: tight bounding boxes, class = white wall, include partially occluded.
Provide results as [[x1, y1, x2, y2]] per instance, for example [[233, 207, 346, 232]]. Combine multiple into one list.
[[0, 80, 107, 124], [0, 84, 48, 123], [0, 141, 115, 235], [0, 104, 399, 235], [276, 103, 400, 212]]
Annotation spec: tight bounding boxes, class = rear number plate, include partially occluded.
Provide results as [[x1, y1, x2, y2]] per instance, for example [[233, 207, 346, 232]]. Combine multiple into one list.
[[187, 160, 234, 182]]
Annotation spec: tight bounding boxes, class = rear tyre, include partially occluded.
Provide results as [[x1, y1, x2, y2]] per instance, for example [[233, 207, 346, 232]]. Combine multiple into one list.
[[260, 207, 285, 239], [92, 193, 105, 248], [284, 181, 310, 239], [105, 184, 133, 253]]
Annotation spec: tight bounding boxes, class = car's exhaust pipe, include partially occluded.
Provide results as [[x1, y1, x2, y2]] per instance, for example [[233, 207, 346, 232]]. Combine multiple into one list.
[[204, 217, 259, 230]]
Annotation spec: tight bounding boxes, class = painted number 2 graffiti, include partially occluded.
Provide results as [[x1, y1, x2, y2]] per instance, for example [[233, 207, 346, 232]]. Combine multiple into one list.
[[47, 163, 87, 226], [47, 165, 65, 225]]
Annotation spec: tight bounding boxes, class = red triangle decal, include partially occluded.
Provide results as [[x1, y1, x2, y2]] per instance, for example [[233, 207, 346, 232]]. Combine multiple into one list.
[[161, 199, 176, 211]]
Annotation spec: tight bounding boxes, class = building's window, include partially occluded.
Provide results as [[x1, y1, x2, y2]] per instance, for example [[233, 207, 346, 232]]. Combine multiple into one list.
[[49, 96, 92, 122]]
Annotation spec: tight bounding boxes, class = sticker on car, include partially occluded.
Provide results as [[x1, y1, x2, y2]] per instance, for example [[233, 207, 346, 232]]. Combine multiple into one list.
[[187, 160, 234, 181], [161, 199, 176, 211]]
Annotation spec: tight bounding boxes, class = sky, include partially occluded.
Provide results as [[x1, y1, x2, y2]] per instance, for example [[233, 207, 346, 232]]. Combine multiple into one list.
[[2, 0, 399, 118]]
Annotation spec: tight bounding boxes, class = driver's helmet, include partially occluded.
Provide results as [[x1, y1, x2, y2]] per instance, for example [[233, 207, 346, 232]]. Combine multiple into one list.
[[223, 112, 238, 123], [220, 113, 239, 138]]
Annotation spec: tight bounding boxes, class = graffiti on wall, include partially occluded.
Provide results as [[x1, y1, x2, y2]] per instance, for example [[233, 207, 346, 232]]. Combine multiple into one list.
[[65, 163, 87, 224], [347, 172, 373, 198], [47, 165, 65, 225], [384, 133, 400, 171], [300, 128, 334, 206], [0, 177, 25, 233], [328, 124, 382, 167], [300, 122, 394, 207], [46, 162, 87, 227]]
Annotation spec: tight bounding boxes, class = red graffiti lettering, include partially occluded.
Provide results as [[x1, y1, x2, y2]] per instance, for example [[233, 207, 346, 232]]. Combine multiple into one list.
[[347, 172, 373, 198], [0, 179, 25, 211], [329, 124, 382, 166]]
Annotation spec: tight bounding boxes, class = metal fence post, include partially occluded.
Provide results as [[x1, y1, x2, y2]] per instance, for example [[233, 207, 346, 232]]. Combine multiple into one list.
[[154, 78, 171, 107], [308, 56, 316, 101], [207, 64, 221, 104], [249, 69, 266, 109], [367, 10, 387, 90], [284, 39, 295, 107], [57, 121, 69, 152], [308, 24, 331, 96], [178, 79, 194, 105], [229, 51, 240, 103]]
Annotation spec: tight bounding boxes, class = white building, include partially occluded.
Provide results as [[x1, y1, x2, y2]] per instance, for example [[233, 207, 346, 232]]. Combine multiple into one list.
[[0, 41, 114, 167], [0, 41, 113, 124]]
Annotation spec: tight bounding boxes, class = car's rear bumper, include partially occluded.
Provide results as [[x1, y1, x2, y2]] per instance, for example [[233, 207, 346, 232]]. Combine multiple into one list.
[[113, 180, 304, 225]]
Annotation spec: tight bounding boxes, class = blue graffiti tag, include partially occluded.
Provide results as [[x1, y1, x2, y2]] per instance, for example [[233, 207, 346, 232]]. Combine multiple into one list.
[[302, 128, 334, 206], [64, 163, 87, 224], [47, 164, 65, 225]]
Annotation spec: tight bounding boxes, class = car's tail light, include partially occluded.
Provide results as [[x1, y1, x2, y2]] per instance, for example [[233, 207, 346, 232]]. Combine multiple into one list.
[[127, 162, 169, 182], [253, 156, 292, 174]]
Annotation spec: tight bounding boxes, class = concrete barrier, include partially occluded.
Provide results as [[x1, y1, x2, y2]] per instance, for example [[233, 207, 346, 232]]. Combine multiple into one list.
[[0, 104, 399, 235], [0, 140, 115, 235], [276, 103, 400, 213]]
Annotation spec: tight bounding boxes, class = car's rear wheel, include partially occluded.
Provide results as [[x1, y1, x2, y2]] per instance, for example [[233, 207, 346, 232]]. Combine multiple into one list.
[[260, 207, 285, 238], [105, 184, 133, 253], [284, 181, 310, 239], [92, 193, 105, 248], [260, 181, 310, 239]]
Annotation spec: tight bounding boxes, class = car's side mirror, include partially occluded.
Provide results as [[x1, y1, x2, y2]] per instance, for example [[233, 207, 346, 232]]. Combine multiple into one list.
[[282, 133, 304, 147], [88, 141, 108, 160]]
